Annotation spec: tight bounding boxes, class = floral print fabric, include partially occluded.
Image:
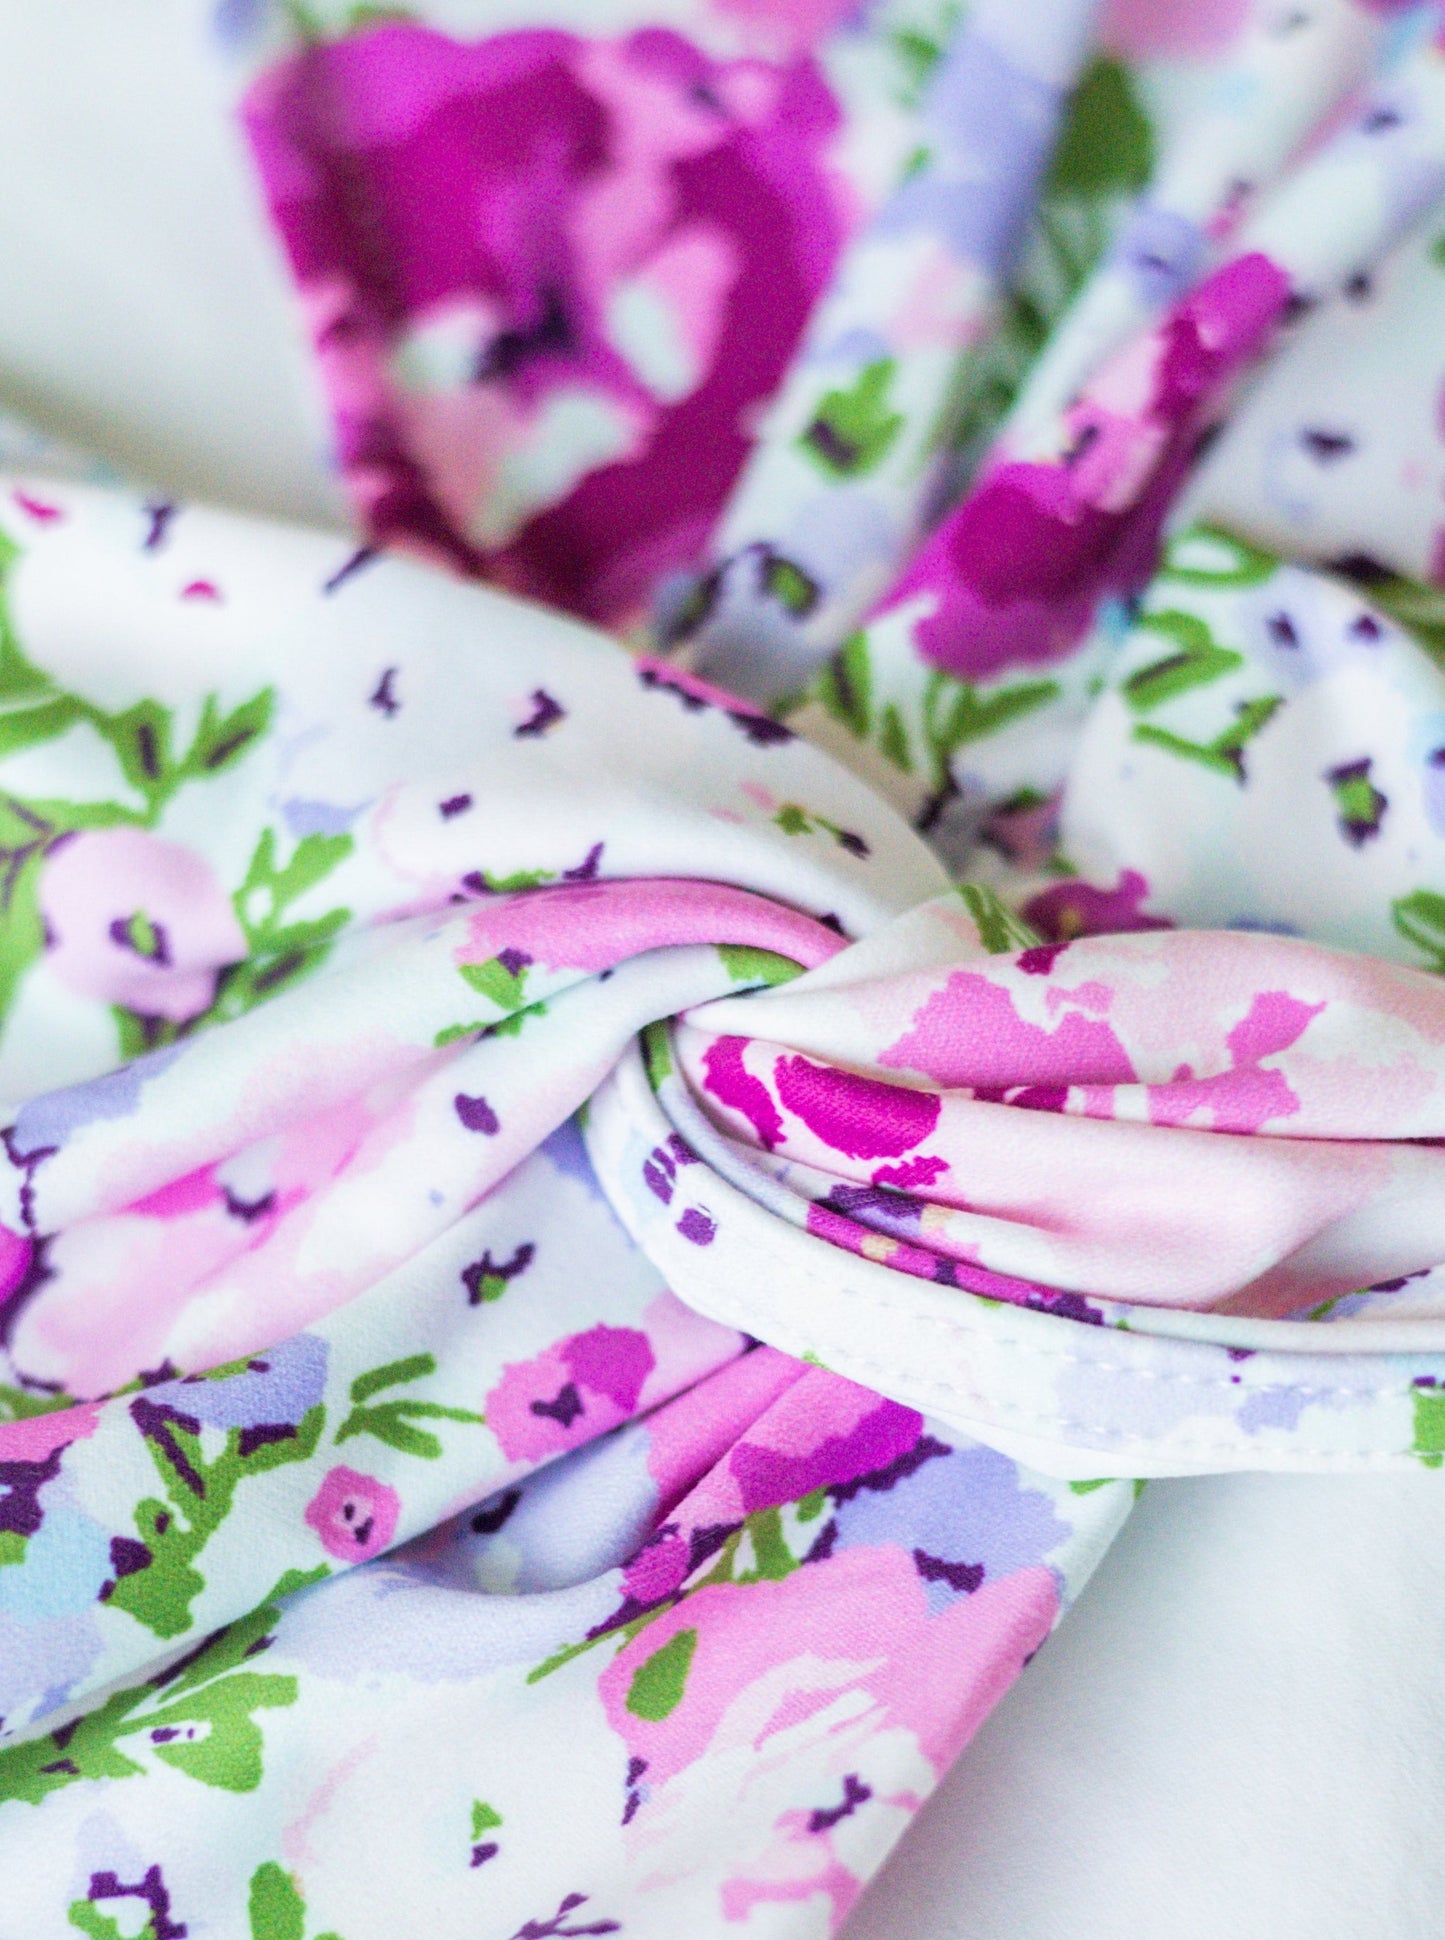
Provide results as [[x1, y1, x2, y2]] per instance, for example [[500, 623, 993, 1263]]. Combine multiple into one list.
[[2, 0, 1445, 1935], [0, 486, 1131, 1936]]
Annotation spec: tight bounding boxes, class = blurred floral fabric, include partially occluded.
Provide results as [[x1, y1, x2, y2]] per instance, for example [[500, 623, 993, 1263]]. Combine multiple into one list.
[[1, 2, 1445, 1936]]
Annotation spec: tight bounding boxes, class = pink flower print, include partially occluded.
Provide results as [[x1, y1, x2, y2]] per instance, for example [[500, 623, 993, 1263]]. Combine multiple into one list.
[[712, 0, 869, 55], [305, 1465, 401, 1562], [39, 829, 247, 1022], [1101, 0, 1249, 59], [600, 1545, 1058, 1924], [486, 1324, 656, 1464]]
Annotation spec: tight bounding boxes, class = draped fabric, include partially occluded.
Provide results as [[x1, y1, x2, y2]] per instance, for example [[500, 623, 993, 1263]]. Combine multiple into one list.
[[2, 2, 1445, 1935]]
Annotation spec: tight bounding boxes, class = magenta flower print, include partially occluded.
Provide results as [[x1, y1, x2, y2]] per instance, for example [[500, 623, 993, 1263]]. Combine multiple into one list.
[[0, 1222, 33, 1314], [886, 253, 1293, 682], [243, 21, 849, 623], [304, 1465, 401, 1562]]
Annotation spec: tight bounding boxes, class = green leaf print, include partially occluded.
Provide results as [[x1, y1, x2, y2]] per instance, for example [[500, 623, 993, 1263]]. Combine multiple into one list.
[[816, 631, 873, 740], [889, 2, 961, 109], [435, 949, 546, 1044], [1338, 567, 1445, 674], [716, 944, 805, 989], [68, 1903, 127, 1940], [471, 1799, 503, 1838], [878, 701, 913, 772], [1393, 891, 1445, 973], [625, 1627, 698, 1721], [247, 1859, 345, 1940], [799, 359, 905, 478], [1046, 56, 1155, 201], [0, 1381, 69, 1426], [641, 1018, 674, 1091], [761, 552, 819, 620], [344, 3, 418, 28], [1413, 1384, 1445, 1467], [1326, 760, 1387, 845], [107, 1402, 327, 1639], [459, 954, 530, 1010], [1122, 609, 1245, 712], [0, 796, 66, 1022], [234, 828, 352, 950], [0, 523, 81, 762], [958, 883, 1042, 955], [1067, 1477, 1146, 1499], [351, 1353, 436, 1403], [738, 1507, 795, 1583], [941, 196, 1112, 471], [0, 1572, 321, 1807], [249, 1864, 307, 1940], [472, 865, 556, 893], [0, 526, 274, 820], [818, 624, 1055, 783], [335, 1351, 485, 1461]]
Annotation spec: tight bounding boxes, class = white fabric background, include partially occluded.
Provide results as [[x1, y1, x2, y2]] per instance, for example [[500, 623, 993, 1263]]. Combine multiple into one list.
[[4, 7, 1445, 1935]]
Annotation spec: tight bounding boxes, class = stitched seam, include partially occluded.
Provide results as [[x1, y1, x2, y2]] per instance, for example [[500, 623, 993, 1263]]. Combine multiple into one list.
[[673, 1249, 1420, 1458], [730, 1247, 1421, 1396]]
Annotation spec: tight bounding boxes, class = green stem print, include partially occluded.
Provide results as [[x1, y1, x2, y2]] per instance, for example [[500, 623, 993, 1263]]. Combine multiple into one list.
[[0, 1571, 322, 1807], [106, 1398, 326, 1640], [919, 671, 1059, 784], [915, 670, 1058, 830], [526, 1500, 815, 1688], [116, 825, 356, 1061], [814, 633, 1056, 825], [1133, 695, 1283, 782], [0, 518, 354, 1059], [939, 55, 1154, 472], [1116, 552, 1287, 782], [335, 1353, 486, 1461], [223, 828, 354, 1012], [435, 950, 553, 1047], [1151, 525, 1278, 591], [1120, 609, 1245, 712], [771, 801, 870, 857]]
